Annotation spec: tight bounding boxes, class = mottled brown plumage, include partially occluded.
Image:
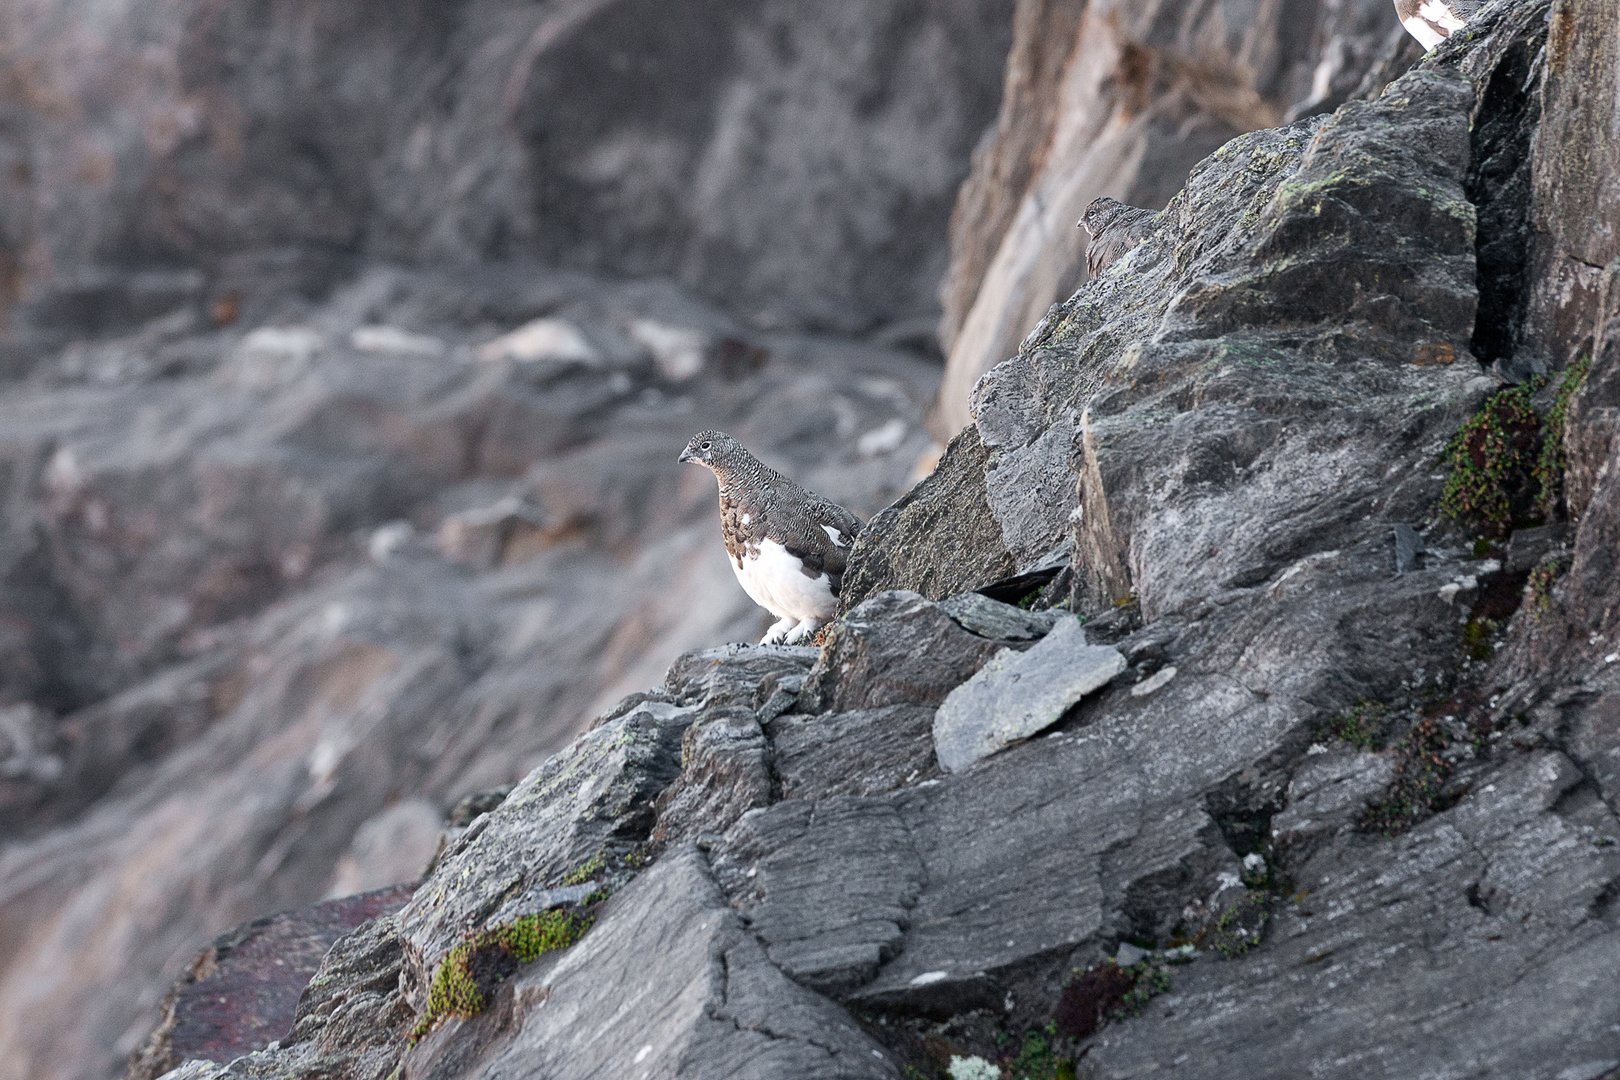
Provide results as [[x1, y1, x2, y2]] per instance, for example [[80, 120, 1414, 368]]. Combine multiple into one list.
[[679, 430, 863, 643], [1081, 197, 1160, 277]]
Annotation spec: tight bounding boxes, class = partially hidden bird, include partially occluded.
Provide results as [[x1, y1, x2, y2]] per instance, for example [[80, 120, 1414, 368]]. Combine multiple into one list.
[[1080, 196, 1160, 278], [679, 430, 863, 645], [1393, 0, 1480, 49]]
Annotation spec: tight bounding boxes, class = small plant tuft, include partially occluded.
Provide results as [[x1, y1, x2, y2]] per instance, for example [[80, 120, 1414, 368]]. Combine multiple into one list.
[[1361, 717, 1456, 836], [1328, 700, 1386, 750], [1534, 352, 1592, 516], [1438, 378, 1544, 536], [1527, 556, 1572, 616], [410, 908, 594, 1042], [1206, 893, 1269, 959], [1005, 1032, 1075, 1080]]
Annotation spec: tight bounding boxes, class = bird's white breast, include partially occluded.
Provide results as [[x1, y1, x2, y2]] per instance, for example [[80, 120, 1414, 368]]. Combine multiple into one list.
[[732, 538, 836, 623], [1399, 11, 1451, 46]]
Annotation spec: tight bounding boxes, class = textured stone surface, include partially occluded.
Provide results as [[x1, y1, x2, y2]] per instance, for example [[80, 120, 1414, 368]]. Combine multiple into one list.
[[798, 591, 1013, 714], [125, 886, 415, 1080], [1269, 746, 1395, 854], [1082, 751, 1620, 1080], [20, 3, 1620, 1079], [0, 263, 941, 1080], [769, 704, 940, 801], [934, 0, 1426, 433], [395, 698, 695, 999], [932, 618, 1124, 772], [841, 429, 1017, 609], [0, 0, 1015, 343], [936, 591, 1060, 641]]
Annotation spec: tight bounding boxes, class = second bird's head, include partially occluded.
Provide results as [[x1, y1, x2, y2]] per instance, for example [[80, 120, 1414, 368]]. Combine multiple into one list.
[[678, 429, 745, 471], [1079, 196, 1129, 238]]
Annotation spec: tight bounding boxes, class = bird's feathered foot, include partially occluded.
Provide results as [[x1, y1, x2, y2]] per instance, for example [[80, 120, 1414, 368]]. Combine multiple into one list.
[[760, 617, 796, 646], [781, 617, 823, 645]]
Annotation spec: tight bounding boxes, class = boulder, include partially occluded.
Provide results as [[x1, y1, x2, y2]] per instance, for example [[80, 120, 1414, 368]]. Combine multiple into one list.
[[932, 617, 1125, 771]]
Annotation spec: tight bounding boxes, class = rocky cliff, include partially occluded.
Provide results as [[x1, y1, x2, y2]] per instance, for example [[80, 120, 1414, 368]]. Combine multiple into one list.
[[6, 0, 1620, 1078]]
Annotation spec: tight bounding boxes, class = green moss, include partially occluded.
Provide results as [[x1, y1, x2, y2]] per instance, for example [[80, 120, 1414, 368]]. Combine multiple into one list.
[[1005, 1033, 1074, 1080], [1361, 717, 1456, 837], [1206, 894, 1270, 959], [1527, 557, 1572, 616], [1328, 700, 1387, 750], [1461, 617, 1498, 661], [1534, 352, 1592, 516], [1438, 378, 1545, 536], [560, 851, 608, 886], [410, 908, 594, 1042]]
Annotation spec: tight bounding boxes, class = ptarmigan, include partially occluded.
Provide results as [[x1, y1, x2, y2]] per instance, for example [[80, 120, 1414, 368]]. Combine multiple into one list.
[[1393, 0, 1480, 49], [679, 430, 862, 645], [1080, 197, 1160, 277]]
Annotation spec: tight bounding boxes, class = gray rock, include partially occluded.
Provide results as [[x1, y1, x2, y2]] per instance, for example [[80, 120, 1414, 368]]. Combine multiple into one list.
[[1082, 751, 1620, 1080], [651, 705, 772, 849], [1394, 522, 1426, 574], [769, 704, 939, 801], [427, 849, 900, 1079], [1270, 746, 1396, 854], [798, 591, 1013, 714], [395, 699, 697, 1002], [932, 618, 1124, 772], [125, 886, 416, 1080], [937, 592, 1061, 641], [841, 429, 1017, 610], [935, 0, 1426, 434], [1112, 942, 1148, 967], [1506, 524, 1568, 574]]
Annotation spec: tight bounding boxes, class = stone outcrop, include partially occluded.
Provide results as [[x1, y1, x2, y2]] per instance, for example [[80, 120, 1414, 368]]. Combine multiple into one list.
[[933, 0, 1429, 433], [10, 0, 1620, 1078], [0, 265, 942, 1080]]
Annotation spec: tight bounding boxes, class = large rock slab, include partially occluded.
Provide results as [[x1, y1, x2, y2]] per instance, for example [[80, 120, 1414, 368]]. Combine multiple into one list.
[[395, 699, 696, 1004], [934, 0, 1424, 433], [932, 617, 1124, 772], [421, 849, 901, 1080], [1081, 752, 1620, 1080], [126, 886, 415, 1080]]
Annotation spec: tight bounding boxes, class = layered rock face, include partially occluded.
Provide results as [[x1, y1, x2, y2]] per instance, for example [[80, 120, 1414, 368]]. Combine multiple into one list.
[[113, 1, 1620, 1079], [933, 0, 1429, 432], [0, 264, 945, 1080], [0, 0, 1012, 342]]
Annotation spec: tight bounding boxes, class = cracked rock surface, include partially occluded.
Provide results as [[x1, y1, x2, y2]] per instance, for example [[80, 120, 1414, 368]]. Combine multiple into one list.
[[40, 0, 1620, 1077]]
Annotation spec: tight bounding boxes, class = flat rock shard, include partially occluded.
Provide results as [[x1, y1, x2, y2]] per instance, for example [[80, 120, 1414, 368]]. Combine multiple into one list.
[[931, 617, 1125, 772]]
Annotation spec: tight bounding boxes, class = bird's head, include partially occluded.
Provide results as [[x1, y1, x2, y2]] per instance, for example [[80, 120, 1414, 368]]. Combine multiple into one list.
[[678, 429, 744, 471], [1080, 196, 1128, 238]]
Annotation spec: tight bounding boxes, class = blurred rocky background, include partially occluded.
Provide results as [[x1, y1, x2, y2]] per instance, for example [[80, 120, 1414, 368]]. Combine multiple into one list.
[[0, 0, 1452, 1078]]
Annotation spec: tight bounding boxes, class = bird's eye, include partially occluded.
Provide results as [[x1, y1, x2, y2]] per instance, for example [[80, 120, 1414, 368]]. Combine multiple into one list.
[[701, 441, 712, 450]]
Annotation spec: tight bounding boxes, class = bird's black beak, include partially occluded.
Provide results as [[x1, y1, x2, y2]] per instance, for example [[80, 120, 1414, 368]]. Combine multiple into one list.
[[678, 446, 695, 463]]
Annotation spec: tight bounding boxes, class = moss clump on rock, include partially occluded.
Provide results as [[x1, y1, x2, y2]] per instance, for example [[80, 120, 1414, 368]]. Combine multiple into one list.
[[1438, 378, 1544, 535], [1205, 894, 1270, 959], [1328, 700, 1387, 750], [1527, 556, 1572, 615], [410, 908, 594, 1042], [1534, 352, 1592, 516]]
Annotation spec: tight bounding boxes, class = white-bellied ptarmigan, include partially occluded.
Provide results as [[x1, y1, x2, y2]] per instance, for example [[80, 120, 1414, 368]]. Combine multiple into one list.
[[1393, 0, 1480, 49], [679, 430, 863, 645], [1080, 196, 1160, 277]]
